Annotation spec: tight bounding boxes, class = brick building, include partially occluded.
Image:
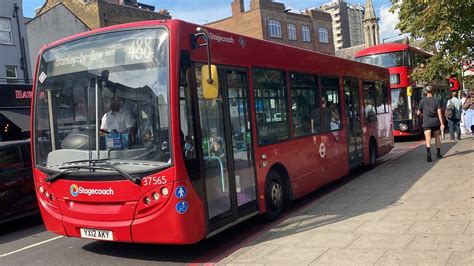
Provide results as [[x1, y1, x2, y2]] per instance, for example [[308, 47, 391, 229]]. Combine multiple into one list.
[[207, 0, 335, 55], [26, 0, 171, 72], [34, 0, 170, 29]]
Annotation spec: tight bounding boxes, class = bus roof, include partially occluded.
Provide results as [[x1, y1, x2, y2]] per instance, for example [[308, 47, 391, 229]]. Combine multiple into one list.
[[354, 43, 432, 58]]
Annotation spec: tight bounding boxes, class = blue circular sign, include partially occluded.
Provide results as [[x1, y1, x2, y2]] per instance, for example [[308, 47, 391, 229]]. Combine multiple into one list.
[[175, 185, 187, 199], [176, 201, 189, 214]]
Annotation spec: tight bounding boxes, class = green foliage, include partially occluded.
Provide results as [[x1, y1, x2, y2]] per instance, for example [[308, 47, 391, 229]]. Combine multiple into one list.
[[390, 0, 474, 83]]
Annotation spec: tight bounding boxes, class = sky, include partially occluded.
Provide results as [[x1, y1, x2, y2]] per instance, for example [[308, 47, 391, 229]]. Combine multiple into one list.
[[22, 0, 403, 41]]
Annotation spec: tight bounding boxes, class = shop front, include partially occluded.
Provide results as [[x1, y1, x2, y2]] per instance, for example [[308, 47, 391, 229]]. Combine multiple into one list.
[[0, 84, 32, 141]]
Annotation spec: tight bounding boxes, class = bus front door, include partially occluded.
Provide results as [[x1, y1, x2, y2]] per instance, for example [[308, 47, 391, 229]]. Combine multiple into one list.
[[344, 78, 364, 169], [196, 67, 258, 234]]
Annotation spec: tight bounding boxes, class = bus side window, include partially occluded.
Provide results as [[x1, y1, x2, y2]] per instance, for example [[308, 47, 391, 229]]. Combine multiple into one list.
[[290, 73, 319, 137], [321, 76, 342, 132], [253, 68, 290, 145], [363, 81, 377, 122]]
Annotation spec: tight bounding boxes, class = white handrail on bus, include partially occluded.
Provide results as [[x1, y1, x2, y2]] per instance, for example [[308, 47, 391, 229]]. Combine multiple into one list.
[[95, 78, 100, 158], [47, 90, 56, 151], [204, 155, 225, 192]]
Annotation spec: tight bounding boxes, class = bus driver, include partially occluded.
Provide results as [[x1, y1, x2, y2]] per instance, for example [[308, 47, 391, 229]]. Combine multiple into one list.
[[99, 97, 136, 143]]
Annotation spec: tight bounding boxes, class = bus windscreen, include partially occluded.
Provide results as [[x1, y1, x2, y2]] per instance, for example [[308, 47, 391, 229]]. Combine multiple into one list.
[[34, 28, 171, 175]]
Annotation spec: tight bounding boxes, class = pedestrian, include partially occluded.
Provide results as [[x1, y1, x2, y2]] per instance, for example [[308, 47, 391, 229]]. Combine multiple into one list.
[[460, 92, 467, 135], [417, 86, 445, 162], [445, 91, 463, 140], [463, 92, 474, 135]]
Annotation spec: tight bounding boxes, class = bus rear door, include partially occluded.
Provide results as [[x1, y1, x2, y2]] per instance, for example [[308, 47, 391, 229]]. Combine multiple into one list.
[[344, 78, 364, 169]]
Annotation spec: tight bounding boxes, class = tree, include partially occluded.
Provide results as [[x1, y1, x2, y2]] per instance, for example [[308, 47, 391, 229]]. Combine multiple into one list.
[[391, 0, 474, 83]]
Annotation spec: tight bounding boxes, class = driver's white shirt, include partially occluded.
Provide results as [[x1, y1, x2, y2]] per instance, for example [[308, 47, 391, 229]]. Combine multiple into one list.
[[100, 110, 135, 132]]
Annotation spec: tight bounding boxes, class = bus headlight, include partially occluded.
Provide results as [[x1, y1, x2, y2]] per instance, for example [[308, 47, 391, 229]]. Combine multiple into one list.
[[399, 123, 408, 131], [143, 197, 151, 205], [135, 183, 173, 219]]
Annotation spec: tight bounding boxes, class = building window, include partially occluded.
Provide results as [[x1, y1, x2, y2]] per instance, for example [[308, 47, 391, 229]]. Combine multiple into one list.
[[287, 23, 297, 41], [301, 25, 311, 42], [267, 19, 282, 38], [0, 18, 13, 44], [5, 65, 17, 79], [319, 27, 329, 43]]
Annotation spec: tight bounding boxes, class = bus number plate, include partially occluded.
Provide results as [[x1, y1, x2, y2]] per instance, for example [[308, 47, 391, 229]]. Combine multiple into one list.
[[80, 228, 113, 241]]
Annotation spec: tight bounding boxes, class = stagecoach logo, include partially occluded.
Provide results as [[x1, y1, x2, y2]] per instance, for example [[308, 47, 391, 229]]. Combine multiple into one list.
[[70, 184, 114, 197], [70, 184, 79, 197], [319, 143, 326, 158], [209, 32, 235, 44]]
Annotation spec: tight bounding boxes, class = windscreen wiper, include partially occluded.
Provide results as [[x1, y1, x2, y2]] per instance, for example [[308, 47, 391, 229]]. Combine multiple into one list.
[[45, 169, 73, 183], [101, 161, 141, 185], [64, 159, 141, 185], [45, 165, 115, 183]]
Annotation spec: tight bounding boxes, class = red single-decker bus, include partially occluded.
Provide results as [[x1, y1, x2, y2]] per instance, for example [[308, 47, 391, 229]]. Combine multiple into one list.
[[32, 20, 393, 244]]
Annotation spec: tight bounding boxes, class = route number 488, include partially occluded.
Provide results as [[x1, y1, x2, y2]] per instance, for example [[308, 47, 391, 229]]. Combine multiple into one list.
[[127, 38, 153, 61], [142, 176, 167, 186]]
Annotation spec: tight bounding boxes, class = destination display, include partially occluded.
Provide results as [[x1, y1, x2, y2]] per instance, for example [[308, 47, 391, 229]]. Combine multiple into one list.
[[42, 29, 167, 77]]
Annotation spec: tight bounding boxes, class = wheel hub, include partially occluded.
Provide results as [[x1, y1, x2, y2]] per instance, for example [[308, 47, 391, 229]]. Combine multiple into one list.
[[270, 182, 282, 207]]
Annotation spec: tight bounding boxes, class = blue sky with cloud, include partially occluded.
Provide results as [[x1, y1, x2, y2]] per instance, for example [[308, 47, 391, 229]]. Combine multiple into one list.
[[22, 0, 402, 40]]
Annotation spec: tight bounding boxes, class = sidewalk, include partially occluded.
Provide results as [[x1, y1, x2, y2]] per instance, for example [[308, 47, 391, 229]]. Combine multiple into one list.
[[219, 136, 473, 265]]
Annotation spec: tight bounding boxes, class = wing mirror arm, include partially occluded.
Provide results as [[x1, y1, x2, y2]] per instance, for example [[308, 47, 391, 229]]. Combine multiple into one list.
[[192, 27, 213, 85]]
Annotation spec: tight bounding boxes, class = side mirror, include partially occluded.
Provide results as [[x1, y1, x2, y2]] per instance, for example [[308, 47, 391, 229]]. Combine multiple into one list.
[[201, 65, 219, 99]]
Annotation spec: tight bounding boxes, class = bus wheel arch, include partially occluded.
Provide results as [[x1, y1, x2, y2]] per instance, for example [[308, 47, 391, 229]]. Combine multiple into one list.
[[263, 164, 292, 221]]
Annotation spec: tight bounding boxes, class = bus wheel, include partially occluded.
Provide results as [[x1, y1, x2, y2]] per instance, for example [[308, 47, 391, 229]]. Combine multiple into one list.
[[368, 140, 377, 169], [263, 169, 284, 221]]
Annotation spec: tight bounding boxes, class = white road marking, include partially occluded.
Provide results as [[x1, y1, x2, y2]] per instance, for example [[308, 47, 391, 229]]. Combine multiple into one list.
[[0, 236, 64, 258]]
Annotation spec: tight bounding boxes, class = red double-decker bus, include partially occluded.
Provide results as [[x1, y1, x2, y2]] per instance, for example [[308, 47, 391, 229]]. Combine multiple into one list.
[[355, 43, 449, 137], [32, 19, 393, 244]]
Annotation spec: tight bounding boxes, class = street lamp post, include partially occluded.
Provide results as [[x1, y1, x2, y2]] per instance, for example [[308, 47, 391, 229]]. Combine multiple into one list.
[[382, 33, 403, 43]]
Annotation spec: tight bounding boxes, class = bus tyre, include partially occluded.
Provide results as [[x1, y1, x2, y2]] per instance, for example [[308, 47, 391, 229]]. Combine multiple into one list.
[[368, 141, 377, 169], [263, 170, 284, 221]]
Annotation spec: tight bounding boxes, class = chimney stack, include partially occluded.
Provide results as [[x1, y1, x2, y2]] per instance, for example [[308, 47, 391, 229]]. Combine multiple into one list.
[[232, 0, 245, 16]]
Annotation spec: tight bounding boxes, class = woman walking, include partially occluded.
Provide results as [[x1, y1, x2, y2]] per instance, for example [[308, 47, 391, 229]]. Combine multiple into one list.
[[417, 86, 445, 162]]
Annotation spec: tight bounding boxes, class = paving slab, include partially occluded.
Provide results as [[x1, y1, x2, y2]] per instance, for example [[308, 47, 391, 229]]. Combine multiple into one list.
[[310, 248, 385, 265], [375, 250, 452, 265]]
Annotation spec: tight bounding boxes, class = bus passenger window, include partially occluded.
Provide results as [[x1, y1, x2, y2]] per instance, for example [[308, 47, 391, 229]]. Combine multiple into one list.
[[253, 68, 289, 145], [321, 77, 341, 132], [375, 81, 389, 114], [363, 81, 377, 122], [290, 73, 319, 136]]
